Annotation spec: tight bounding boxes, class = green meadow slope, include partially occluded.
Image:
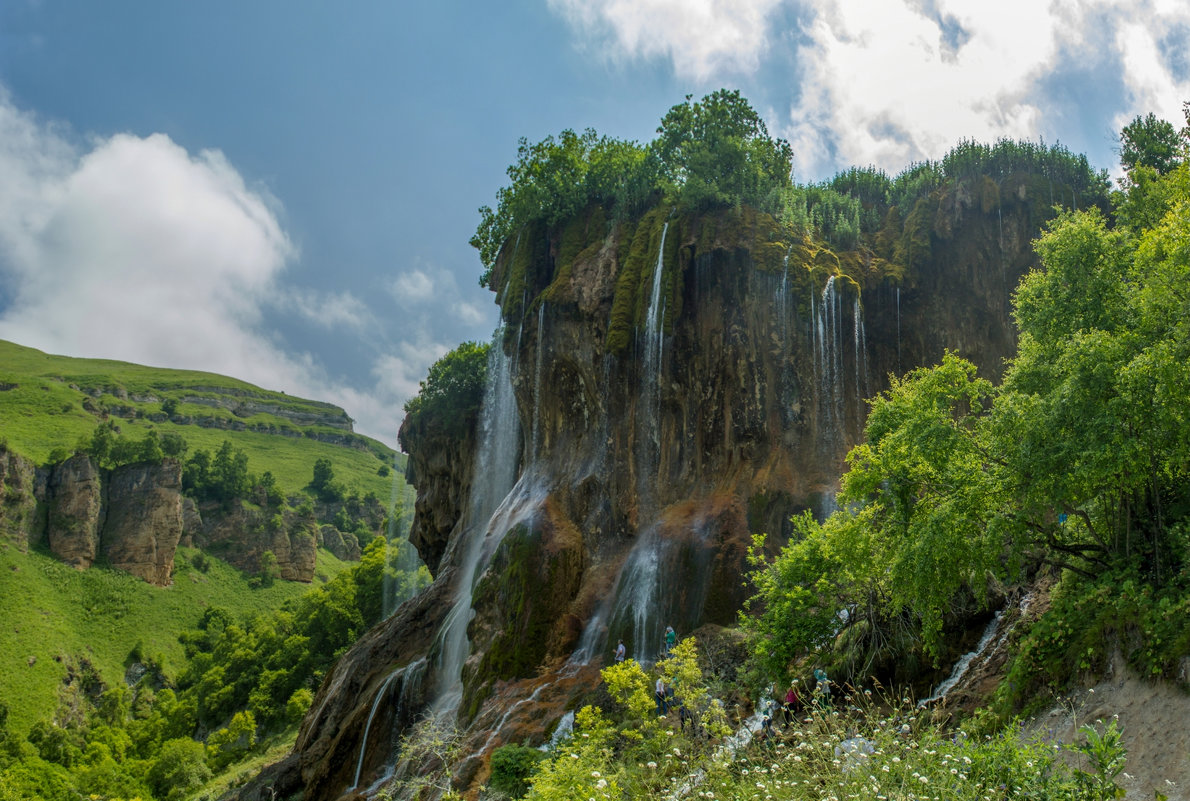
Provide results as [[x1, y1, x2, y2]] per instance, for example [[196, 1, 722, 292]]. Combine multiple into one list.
[[0, 338, 403, 494], [0, 339, 413, 734]]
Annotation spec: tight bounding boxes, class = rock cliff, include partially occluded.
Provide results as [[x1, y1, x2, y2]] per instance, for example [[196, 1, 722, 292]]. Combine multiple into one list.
[[276, 178, 1087, 799], [101, 460, 185, 584], [0, 446, 43, 550]]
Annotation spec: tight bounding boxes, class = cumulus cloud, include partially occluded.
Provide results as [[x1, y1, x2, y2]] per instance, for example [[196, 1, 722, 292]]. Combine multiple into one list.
[[547, 0, 785, 80], [277, 287, 375, 333], [549, 0, 1190, 178], [0, 90, 406, 444], [390, 268, 435, 303], [787, 0, 1190, 177]]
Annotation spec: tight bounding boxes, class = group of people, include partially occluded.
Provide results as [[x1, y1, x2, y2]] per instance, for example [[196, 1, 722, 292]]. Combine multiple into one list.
[[760, 669, 832, 736], [610, 630, 837, 743], [612, 624, 677, 664]]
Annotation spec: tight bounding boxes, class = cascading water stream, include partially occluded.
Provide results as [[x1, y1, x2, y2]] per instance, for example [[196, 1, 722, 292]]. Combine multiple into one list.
[[431, 339, 523, 713], [813, 276, 845, 460], [637, 221, 669, 504], [382, 476, 420, 619], [531, 301, 546, 460], [853, 296, 869, 400], [918, 612, 1003, 706]]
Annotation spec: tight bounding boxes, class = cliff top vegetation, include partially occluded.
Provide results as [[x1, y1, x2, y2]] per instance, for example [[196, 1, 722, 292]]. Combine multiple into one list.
[[472, 89, 1110, 290]]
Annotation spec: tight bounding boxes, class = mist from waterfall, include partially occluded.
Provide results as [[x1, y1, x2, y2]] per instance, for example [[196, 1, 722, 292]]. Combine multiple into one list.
[[382, 476, 420, 619]]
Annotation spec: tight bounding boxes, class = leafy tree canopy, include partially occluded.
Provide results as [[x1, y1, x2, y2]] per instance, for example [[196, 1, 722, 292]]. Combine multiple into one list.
[[401, 341, 490, 440], [745, 154, 1190, 681]]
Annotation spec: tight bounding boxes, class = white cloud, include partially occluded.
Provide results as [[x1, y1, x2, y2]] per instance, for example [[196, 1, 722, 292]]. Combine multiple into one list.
[[453, 300, 488, 326], [548, 0, 1190, 179], [0, 90, 410, 445], [390, 268, 435, 303], [547, 0, 785, 80], [277, 287, 375, 332]]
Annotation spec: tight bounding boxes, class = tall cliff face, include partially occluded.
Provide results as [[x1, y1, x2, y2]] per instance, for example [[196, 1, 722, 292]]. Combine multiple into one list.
[[288, 185, 1053, 799], [102, 461, 184, 585]]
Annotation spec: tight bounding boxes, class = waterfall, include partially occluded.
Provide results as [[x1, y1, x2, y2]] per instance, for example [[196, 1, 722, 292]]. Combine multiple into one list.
[[853, 296, 869, 400], [382, 477, 420, 619], [351, 667, 403, 791], [918, 612, 1003, 706], [813, 276, 845, 459], [431, 338, 524, 713], [539, 710, 575, 751], [776, 244, 793, 342], [350, 657, 427, 792], [581, 515, 716, 664], [636, 222, 669, 510], [531, 302, 546, 460]]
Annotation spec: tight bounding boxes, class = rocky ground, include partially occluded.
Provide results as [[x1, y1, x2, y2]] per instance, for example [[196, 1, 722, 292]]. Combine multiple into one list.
[[1023, 653, 1190, 801]]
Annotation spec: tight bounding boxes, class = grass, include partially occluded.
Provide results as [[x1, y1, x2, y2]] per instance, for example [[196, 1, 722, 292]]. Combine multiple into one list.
[[0, 542, 352, 736], [0, 339, 406, 500]]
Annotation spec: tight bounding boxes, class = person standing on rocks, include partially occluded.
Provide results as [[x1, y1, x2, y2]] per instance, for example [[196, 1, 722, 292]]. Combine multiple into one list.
[[614, 639, 626, 663], [655, 675, 668, 715], [664, 625, 677, 656]]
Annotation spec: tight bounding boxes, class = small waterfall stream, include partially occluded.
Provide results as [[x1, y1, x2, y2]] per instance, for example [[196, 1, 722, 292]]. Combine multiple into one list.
[[813, 276, 845, 459], [638, 221, 670, 504], [918, 612, 1003, 706]]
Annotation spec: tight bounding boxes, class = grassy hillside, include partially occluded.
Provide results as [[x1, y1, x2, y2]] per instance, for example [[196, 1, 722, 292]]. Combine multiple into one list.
[[0, 339, 405, 496], [0, 339, 418, 736], [0, 542, 352, 735]]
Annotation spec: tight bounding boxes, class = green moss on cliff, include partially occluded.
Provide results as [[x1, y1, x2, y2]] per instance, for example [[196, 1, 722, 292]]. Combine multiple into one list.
[[605, 206, 670, 353]]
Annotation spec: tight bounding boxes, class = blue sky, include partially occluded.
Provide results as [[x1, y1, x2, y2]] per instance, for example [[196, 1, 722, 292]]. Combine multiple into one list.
[[1, 1, 1187, 446]]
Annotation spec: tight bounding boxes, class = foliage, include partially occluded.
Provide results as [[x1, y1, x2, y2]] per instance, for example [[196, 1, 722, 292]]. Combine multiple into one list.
[[745, 153, 1190, 687], [488, 743, 547, 799], [1119, 112, 1184, 178], [146, 737, 210, 801], [520, 681, 1124, 801], [472, 90, 795, 280], [182, 440, 251, 505], [401, 341, 490, 440], [472, 130, 655, 283], [653, 89, 793, 213]]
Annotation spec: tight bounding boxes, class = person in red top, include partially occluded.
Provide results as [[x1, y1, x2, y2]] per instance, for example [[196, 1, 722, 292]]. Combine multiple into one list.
[[783, 680, 802, 727]]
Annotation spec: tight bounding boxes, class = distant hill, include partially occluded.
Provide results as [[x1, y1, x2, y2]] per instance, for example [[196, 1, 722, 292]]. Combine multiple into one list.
[[0, 339, 419, 735], [0, 338, 404, 494]]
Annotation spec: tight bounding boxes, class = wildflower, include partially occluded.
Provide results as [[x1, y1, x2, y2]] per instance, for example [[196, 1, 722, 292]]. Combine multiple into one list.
[[919, 775, 929, 784], [647, 761, 657, 769], [595, 779, 607, 789], [570, 753, 579, 759], [591, 771, 601, 778]]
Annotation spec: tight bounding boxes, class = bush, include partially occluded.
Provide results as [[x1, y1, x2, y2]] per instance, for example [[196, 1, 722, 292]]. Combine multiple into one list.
[[488, 743, 546, 798]]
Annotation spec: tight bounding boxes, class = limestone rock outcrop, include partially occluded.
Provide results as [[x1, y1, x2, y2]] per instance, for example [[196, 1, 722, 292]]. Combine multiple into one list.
[[101, 460, 184, 585], [47, 453, 105, 569], [0, 445, 43, 550]]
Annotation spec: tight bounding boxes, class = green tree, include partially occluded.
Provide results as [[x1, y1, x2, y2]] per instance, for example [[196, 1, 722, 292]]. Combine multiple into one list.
[[146, 737, 211, 801], [401, 341, 490, 440], [653, 89, 793, 212], [257, 550, 281, 588], [1119, 111, 1184, 177]]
